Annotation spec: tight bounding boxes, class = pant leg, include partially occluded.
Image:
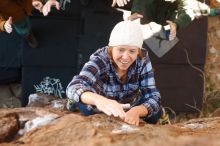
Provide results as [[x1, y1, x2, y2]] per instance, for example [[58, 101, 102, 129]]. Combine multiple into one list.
[[13, 17, 31, 37], [76, 102, 97, 116], [143, 107, 163, 124]]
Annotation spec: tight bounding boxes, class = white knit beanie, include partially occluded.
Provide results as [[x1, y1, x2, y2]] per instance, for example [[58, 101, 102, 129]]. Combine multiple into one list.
[[109, 21, 143, 49]]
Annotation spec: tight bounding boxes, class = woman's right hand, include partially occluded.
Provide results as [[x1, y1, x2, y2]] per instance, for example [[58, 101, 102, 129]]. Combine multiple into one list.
[[81, 92, 130, 119], [94, 97, 128, 119]]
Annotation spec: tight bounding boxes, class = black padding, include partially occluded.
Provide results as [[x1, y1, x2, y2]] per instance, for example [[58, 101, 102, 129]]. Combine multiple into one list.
[[153, 64, 204, 112], [145, 17, 207, 113], [77, 34, 107, 72], [81, 0, 112, 10], [22, 18, 79, 67], [80, 8, 123, 35], [78, 7, 123, 72], [146, 17, 207, 65], [0, 68, 21, 84], [21, 66, 76, 106], [0, 31, 22, 68]]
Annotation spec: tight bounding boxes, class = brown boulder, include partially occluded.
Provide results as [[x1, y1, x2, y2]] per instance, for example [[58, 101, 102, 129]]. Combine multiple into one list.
[[0, 113, 19, 142]]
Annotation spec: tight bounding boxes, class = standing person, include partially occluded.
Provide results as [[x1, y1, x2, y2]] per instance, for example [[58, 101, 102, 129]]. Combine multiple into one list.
[[66, 21, 166, 126], [128, 0, 220, 41], [0, 0, 38, 48], [128, 0, 192, 41], [0, 0, 60, 48]]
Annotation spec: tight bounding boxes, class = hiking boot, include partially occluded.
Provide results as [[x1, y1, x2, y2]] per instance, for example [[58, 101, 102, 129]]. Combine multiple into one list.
[[66, 99, 77, 112], [25, 32, 38, 48], [159, 107, 171, 125]]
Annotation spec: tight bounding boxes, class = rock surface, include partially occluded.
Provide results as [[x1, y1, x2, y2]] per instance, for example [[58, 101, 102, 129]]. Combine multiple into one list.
[[0, 107, 220, 146], [0, 112, 19, 143]]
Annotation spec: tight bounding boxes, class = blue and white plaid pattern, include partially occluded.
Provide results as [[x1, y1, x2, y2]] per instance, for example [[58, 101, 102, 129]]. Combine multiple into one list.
[[66, 46, 161, 117]]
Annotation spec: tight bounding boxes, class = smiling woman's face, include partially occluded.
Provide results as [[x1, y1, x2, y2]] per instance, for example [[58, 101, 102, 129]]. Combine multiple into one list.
[[111, 45, 139, 74]]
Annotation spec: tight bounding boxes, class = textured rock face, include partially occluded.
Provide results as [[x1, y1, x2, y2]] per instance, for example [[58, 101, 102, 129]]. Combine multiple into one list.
[[203, 7, 220, 115], [207, 16, 220, 90], [0, 84, 21, 108], [0, 113, 19, 142], [1, 107, 220, 146]]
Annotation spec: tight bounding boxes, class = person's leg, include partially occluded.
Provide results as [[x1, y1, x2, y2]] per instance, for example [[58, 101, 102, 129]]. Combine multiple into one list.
[[67, 98, 96, 116], [13, 17, 31, 36], [143, 107, 171, 125], [210, 8, 220, 16], [76, 102, 96, 116], [143, 107, 163, 124], [67, 99, 78, 111], [13, 17, 38, 48]]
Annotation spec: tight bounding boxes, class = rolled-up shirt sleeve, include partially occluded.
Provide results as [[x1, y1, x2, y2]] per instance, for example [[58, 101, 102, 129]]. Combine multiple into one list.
[[66, 57, 103, 103], [66, 78, 96, 102], [139, 53, 161, 117]]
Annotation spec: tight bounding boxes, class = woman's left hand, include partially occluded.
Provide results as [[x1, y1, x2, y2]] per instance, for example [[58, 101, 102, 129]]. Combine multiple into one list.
[[124, 107, 140, 126]]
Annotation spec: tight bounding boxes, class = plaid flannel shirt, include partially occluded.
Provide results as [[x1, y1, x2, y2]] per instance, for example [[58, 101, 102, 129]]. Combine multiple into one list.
[[66, 46, 161, 117]]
